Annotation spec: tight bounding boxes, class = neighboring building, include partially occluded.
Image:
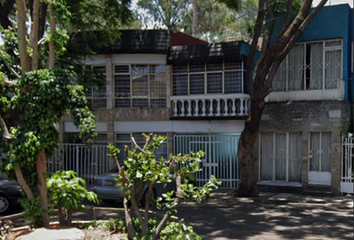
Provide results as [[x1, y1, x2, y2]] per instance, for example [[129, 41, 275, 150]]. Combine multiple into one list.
[[59, 30, 252, 188], [257, 4, 353, 194]]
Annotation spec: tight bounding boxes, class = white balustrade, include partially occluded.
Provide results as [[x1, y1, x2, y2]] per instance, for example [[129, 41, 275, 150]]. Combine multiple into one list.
[[171, 94, 250, 117]]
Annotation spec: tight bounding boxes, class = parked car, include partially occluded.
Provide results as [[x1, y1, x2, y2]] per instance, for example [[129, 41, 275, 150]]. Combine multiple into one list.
[[93, 167, 177, 205], [0, 176, 22, 215]]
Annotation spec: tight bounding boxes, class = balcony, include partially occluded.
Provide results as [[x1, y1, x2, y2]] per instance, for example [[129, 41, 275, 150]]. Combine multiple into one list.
[[170, 94, 250, 118]]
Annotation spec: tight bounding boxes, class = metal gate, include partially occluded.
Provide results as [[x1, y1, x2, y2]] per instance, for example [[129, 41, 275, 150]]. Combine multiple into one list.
[[341, 134, 354, 194], [48, 144, 114, 185], [174, 134, 239, 188]]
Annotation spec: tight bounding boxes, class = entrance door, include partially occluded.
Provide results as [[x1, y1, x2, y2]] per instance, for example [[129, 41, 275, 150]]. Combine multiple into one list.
[[174, 134, 239, 188], [308, 132, 332, 185]]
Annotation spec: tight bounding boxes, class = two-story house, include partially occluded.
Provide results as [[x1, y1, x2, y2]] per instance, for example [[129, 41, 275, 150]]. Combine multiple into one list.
[[257, 4, 353, 195], [58, 30, 252, 188]]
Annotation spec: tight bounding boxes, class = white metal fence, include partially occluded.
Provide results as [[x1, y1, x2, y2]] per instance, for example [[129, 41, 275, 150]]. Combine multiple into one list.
[[48, 144, 114, 185], [174, 134, 240, 188], [341, 134, 354, 194]]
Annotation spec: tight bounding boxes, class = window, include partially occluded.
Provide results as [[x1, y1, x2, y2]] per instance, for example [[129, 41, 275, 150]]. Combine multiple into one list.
[[114, 65, 167, 108], [273, 40, 342, 92], [259, 132, 302, 182], [86, 66, 107, 109], [172, 61, 245, 96], [309, 132, 331, 172], [115, 133, 168, 161]]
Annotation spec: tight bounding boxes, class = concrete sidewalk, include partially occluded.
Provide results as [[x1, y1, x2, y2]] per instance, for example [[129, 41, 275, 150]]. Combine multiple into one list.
[[177, 190, 353, 240]]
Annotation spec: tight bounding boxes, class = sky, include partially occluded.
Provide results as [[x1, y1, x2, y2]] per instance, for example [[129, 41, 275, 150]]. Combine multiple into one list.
[[0, 0, 352, 45], [313, 0, 353, 7]]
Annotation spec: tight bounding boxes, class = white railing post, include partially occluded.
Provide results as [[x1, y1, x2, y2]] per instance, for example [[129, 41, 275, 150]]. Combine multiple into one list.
[[180, 101, 185, 116], [202, 99, 206, 116], [170, 94, 250, 118], [173, 100, 178, 116], [187, 100, 192, 116], [232, 99, 236, 116], [224, 100, 229, 116], [239, 98, 245, 116]]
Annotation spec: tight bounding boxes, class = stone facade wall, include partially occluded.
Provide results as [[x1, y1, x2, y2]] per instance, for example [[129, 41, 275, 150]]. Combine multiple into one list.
[[256, 100, 352, 194]]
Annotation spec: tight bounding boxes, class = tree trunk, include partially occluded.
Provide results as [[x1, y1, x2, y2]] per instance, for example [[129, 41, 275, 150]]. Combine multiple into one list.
[[152, 174, 183, 240], [192, 0, 198, 36], [48, 4, 56, 69], [36, 148, 50, 227], [14, 166, 34, 200], [123, 197, 136, 240], [0, 0, 15, 29], [237, 98, 266, 197]]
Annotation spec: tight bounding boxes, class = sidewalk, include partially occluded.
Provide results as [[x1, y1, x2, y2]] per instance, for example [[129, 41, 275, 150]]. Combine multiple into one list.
[[177, 190, 354, 240]]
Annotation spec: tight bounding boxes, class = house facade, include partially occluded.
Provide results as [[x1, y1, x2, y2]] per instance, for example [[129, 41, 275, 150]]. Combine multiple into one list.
[[58, 4, 353, 194], [59, 30, 251, 188], [257, 4, 353, 194]]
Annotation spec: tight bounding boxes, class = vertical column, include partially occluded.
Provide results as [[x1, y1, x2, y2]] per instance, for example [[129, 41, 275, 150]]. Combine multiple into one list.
[[216, 99, 221, 116], [187, 100, 192, 116], [105, 55, 113, 109], [202, 99, 206, 116], [173, 100, 178, 116]]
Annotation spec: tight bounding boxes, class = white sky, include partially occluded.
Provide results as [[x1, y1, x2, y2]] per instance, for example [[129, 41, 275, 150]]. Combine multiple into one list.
[[313, 0, 353, 7]]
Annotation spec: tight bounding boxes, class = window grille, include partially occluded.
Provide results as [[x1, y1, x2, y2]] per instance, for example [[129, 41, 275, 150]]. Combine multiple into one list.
[[172, 61, 244, 96], [259, 132, 302, 182], [273, 39, 342, 92], [86, 66, 107, 109], [114, 64, 167, 108]]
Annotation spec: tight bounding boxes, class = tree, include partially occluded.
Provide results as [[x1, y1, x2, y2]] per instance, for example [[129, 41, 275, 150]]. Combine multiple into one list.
[[217, 0, 328, 196], [136, 0, 254, 42], [0, 0, 132, 227], [136, 0, 190, 29], [108, 134, 220, 240]]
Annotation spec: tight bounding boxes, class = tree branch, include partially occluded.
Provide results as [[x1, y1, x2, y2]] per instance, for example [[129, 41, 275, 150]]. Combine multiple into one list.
[[2, 74, 28, 93], [30, 0, 40, 70], [152, 173, 183, 240], [15, 0, 31, 72], [0, 114, 12, 140], [48, 4, 56, 69], [0, 52, 21, 79], [246, 0, 266, 99]]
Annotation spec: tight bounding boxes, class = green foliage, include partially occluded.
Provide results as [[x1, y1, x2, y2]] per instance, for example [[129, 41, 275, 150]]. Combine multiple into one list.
[[2, 68, 96, 177], [18, 197, 44, 228], [159, 221, 202, 240], [47, 170, 99, 213], [109, 134, 221, 238]]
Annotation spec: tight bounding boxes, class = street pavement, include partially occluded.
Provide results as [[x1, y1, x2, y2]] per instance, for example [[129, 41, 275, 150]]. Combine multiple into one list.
[[10, 190, 354, 240]]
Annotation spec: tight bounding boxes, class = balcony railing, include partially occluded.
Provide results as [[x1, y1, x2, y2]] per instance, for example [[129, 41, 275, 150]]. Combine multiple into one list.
[[170, 94, 250, 118]]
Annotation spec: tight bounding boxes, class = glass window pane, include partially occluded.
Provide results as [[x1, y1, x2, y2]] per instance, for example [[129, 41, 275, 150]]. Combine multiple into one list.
[[150, 65, 166, 74], [260, 133, 273, 181], [173, 75, 188, 95], [325, 49, 341, 89], [308, 42, 323, 90], [190, 74, 205, 94], [207, 73, 222, 93], [225, 72, 242, 93], [275, 134, 286, 181], [115, 75, 131, 97], [132, 75, 148, 97], [288, 44, 304, 91], [172, 65, 187, 73], [132, 65, 148, 74], [115, 65, 129, 73], [225, 61, 242, 70], [190, 64, 205, 72], [207, 63, 222, 71]]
